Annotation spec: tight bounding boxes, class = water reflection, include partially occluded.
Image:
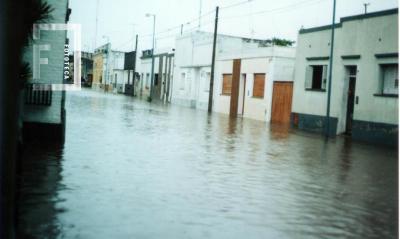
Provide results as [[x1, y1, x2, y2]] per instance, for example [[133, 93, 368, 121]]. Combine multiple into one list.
[[16, 142, 64, 238], [17, 90, 398, 239]]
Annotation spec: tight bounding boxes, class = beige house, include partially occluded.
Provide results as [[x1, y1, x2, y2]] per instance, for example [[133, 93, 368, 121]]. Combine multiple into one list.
[[92, 49, 104, 89]]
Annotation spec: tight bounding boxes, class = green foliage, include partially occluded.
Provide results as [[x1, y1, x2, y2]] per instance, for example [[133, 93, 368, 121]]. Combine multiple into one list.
[[20, 0, 53, 88], [22, 0, 53, 45], [20, 62, 31, 88], [258, 38, 295, 47], [271, 38, 295, 46]]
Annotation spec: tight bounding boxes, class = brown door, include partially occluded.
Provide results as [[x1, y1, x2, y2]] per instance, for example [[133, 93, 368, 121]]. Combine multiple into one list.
[[229, 59, 241, 118], [271, 82, 293, 124]]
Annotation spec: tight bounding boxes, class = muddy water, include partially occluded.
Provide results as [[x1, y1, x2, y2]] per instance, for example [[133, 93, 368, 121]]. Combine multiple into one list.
[[17, 89, 398, 238]]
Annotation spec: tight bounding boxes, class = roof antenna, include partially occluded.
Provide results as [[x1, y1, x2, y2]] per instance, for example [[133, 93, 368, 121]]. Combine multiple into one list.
[[363, 3, 370, 14]]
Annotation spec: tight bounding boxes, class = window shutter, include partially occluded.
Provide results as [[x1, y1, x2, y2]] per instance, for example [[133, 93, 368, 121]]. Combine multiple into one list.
[[222, 74, 232, 95], [253, 73, 265, 98], [305, 66, 312, 89], [322, 65, 328, 90]]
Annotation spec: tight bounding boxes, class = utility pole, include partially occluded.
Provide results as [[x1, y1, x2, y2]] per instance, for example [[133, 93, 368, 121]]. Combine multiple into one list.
[[94, 0, 99, 50], [132, 34, 138, 96], [325, 0, 336, 137], [131, 24, 136, 50], [105, 42, 111, 92], [208, 6, 219, 113], [146, 13, 156, 102], [198, 0, 202, 30], [363, 3, 370, 14], [181, 24, 183, 35]]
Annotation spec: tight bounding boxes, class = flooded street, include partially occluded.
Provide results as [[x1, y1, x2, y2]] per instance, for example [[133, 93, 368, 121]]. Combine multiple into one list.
[[17, 89, 398, 239]]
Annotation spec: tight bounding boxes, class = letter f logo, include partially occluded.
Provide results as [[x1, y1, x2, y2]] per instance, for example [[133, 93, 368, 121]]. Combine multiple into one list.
[[32, 24, 51, 80]]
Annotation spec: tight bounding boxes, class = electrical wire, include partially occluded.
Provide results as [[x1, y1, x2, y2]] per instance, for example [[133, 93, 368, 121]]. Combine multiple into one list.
[[220, 0, 328, 20], [108, 0, 329, 51]]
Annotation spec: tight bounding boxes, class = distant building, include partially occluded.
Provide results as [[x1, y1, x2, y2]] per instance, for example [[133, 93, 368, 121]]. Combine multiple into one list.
[[291, 8, 398, 146], [92, 44, 124, 92], [81, 51, 93, 86], [68, 51, 93, 86], [122, 51, 139, 95], [214, 46, 296, 122], [92, 44, 107, 90], [21, 0, 71, 141], [139, 48, 175, 102]]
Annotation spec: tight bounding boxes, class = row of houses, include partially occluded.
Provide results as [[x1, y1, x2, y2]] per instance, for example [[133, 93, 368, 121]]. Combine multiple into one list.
[[73, 8, 398, 146]]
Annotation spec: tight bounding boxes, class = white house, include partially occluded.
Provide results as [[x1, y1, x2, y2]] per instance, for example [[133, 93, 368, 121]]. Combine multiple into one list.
[[171, 31, 263, 109], [22, 0, 71, 141], [291, 8, 398, 146], [214, 46, 296, 122], [138, 48, 175, 102], [106, 50, 125, 92]]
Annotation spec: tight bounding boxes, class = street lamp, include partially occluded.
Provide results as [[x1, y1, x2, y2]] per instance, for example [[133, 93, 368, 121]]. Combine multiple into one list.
[[102, 35, 111, 92], [146, 13, 156, 102]]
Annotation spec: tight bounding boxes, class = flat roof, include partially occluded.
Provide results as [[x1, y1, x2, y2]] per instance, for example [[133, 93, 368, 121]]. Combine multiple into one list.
[[299, 8, 398, 34]]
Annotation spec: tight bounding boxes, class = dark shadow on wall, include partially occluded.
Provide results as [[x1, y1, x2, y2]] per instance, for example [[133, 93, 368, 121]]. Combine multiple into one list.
[[16, 142, 64, 239]]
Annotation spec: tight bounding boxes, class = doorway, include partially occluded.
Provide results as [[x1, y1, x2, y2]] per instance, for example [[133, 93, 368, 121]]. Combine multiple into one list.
[[345, 66, 357, 134], [271, 82, 293, 124], [238, 74, 246, 116]]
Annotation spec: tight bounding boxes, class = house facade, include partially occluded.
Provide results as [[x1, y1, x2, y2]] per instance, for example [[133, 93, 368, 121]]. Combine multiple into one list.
[[291, 8, 398, 146], [139, 48, 175, 102], [214, 47, 296, 122], [21, 0, 71, 141], [92, 44, 107, 90], [172, 31, 265, 110], [92, 44, 125, 92], [107, 50, 125, 92]]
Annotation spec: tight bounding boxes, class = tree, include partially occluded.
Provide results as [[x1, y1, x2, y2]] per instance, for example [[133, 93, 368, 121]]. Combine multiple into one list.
[[20, 0, 53, 88]]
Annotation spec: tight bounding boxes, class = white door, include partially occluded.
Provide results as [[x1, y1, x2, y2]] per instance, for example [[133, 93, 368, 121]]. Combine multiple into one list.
[[237, 74, 246, 116]]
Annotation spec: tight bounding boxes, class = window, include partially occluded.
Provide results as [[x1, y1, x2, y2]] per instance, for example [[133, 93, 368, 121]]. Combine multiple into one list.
[[380, 64, 398, 95], [180, 73, 186, 90], [222, 74, 232, 95], [253, 73, 265, 98], [204, 72, 211, 92], [305, 65, 327, 90]]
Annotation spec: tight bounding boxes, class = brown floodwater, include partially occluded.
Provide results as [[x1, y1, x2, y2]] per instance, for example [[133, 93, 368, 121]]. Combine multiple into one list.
[[17, 89, 398, 238]]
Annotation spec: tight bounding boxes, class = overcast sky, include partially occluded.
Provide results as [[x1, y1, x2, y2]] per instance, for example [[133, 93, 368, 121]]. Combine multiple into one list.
[[69, 0, 398, 52]]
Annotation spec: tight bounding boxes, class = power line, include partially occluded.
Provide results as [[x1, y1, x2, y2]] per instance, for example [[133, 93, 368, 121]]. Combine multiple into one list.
[[220, 0, 253, 10], [108, 0, 329, 51], [220, 0, 328, 20], [136, 0, 252, 39]]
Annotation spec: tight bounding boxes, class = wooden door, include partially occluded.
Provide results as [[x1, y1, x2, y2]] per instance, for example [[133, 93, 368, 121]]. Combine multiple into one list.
[[271, 82, 293, 124], [229, 59, 241, 118]]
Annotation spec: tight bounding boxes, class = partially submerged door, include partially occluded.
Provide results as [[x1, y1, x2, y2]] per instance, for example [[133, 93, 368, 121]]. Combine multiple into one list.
[[271, 82, 293, 124], [229, 59, 241, 118], [345, 66, 357, 134]]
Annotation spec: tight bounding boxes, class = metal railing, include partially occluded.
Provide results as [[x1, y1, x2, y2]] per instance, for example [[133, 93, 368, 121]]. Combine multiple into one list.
[[25, 83, 52, 106]]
